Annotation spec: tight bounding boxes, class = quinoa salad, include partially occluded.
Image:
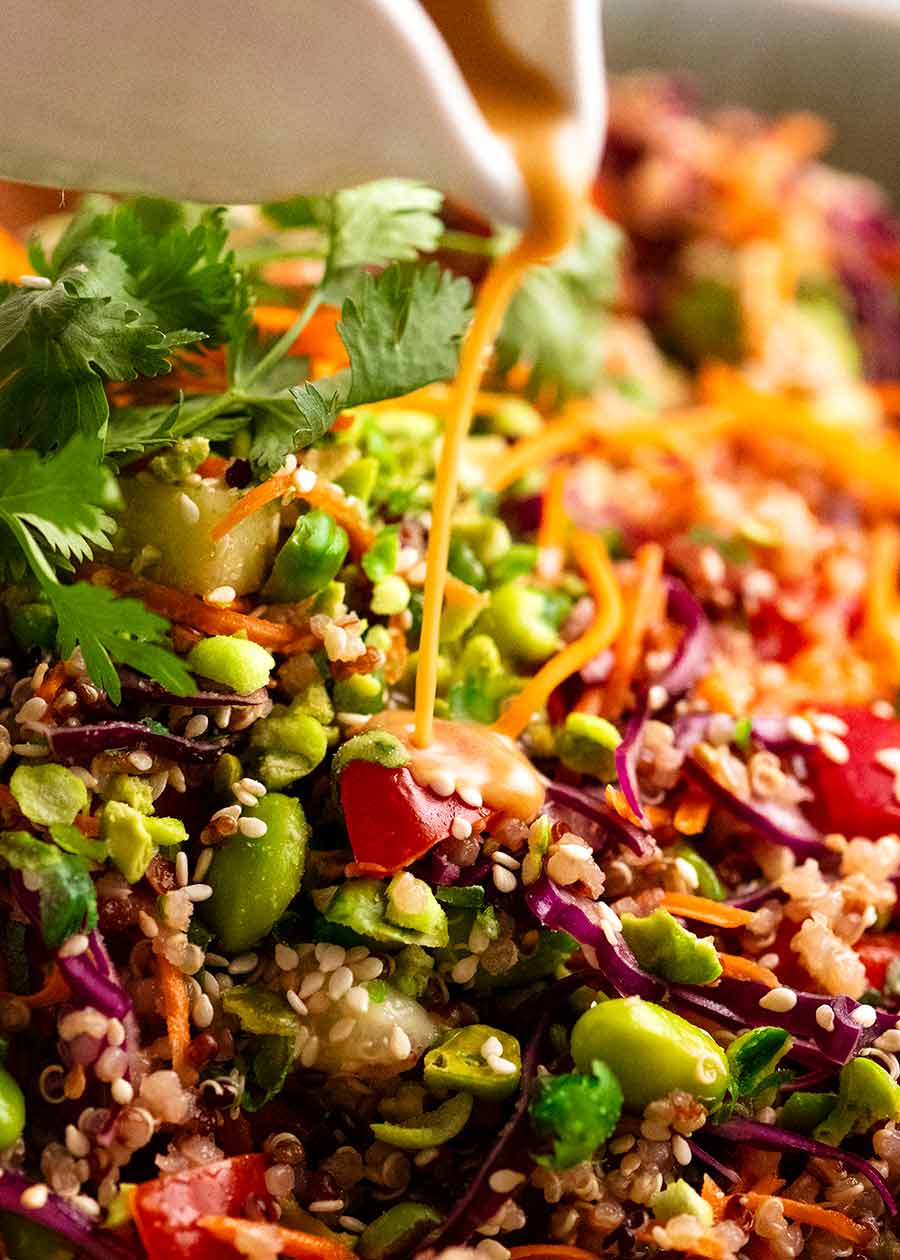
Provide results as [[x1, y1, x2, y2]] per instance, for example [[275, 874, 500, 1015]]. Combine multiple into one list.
[[4, 74, 900, 1260]]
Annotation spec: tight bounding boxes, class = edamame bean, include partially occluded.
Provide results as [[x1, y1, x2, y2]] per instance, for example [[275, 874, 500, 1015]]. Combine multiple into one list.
[[487, 582, 560, 664], [358, 1203, 442, 1260], [186, 636, 275, 694], [264, 509, 349, 602], [424, 1024, 521, 1100], [570, 997, 729, 1109], [0, 1064, 25, 1150]]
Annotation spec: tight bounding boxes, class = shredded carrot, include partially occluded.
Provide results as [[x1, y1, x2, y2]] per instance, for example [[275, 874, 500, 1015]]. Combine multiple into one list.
[[253, 302, 348, 366], [157, 954, 194, 1086], [487, 414, 598, 493], [197, 1215, 352, 1260], [749, 1173, 785, 1196], [195, 454, 230, 479], [872, 382, 900, 415], [508, 1248, 599, 1260], [718, 952, 778, 989], [209, 469, 375, 559], [635, 1226, 728, 1260], [701, 1174, 728, 1222], [445, 573, 490, 611], [74, 814, 101, 838], [0, 965, 71, 1009], [659, 892, 753, 929], [84, 565, 314, 652], [863, 522, 900, 685], [491, 531, 624, 740], [694, 670, 741, 716], [34, 661, 67, 704], [673, 791, 711, 835], [536, 465, 570, 581], [742, 1194, 869, 1246], [602, 542, 665, 718], [0, 224, 28, 282]]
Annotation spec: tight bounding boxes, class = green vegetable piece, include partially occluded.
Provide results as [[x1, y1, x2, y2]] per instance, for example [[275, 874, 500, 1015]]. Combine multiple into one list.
[[488, 398, 543, 438], [0, 1063, 25, 1149], [556, 712, 621, 779], [487, 582, 560, 664], [149, 436, 209, 484], [385, 873, 448, 943], [250, 704, 328, 789], [726, 1027, 793, 1101], [243, 1034, 296, 1112], [104, 773, 155, 815], [530, 1061, 623, 1168], [452, 517, 511, 567], [814, 1056, 900, 1146], [371, 576, 411, 616], [102, 1184, 136, 1232], [290, 679, 335, 726], [49, 822, 108, 868], [9, 764, 87, 827], [392, 945, 434, 999], [362, 527, 400, 584], [8, 602, 57, 652], [222, 984, 298, 1036], [571, 997, 730, 1109], [475, 928, 577, 993], [333, 673, 384, 715], [620, 909, 722, 985], [331, 731, 409, 791], [490, 543, 539, 584], [0, 831, 97, 948], [337, 456, 379, 503], [358, 1203, 443, 1260], [324, 879, 448, 949], [264, 509, 349, 603], [673, 844, 726, 902], [663, 278, 741, 365], [650, 1179, 714, 1226], [780, 1091, 839, 1133], [424, 1024, 521, 1100], [202, 793, 308, 951], [434, 886, 485, 909], [186, 635, 275, 694], [0, 1214, 74, 1260], [100, 800, 187, 883], [213, 753, 243, 796], [447, 538, 486, 591], [370, 1090, 473, 1150]]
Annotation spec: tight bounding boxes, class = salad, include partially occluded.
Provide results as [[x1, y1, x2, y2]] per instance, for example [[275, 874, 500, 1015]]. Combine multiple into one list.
[[1, 72, 900, 1260]]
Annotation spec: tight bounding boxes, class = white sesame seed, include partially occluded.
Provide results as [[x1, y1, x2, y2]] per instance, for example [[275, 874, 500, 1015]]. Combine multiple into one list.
[[178, 492, 201, 524], [232, 786, 259, 808], [328, 965, 354, 1000], [184, 714, 210, 739], [851, 1004, 877, 1028], [758, 987, 798, 1013], [204, 586, 237, 607], [450, 816, 473, 841], [491, 850, 521, 871], [674, 857, 700, 890], [818, 733, 849, 764], [299, 971, 326, 999], [308, 1199, 344, 1214], [486, 1054, 518, 1076], [648, 684, 669, 712], [111, 1078, 134, 1105], [11, 742, 49, 757], [282, 453, 298, 474], [66, 1124, 91, 1157], [192, 849, 214, 883], [106, 1018, 126, 1047], [306, 990, 330, 1015], [329, 1017, 356, 1043], [293, 467, 317, 494], [212, 804, 242, 822], [457, 783, 483, 808], [138, 911, 159, 939], [389, 1026, 412, 1060], [815, 1003, 836, 1032], [353, 956, 383, 981], [96, 1047, 128, 1082], [428, 770, 456, 798], [286, 990, 308, 1017], [492, 866, 517, 894], [275, 944, 300, 971], [345, 985, 369, 1015], [19, 274, 52, 289], [475, 1241, 510, 1260], [875, 1030, 900, 1053], [228, 952, 259, 976], [875, 748, 900, 775], [786, 715, 816, 744], [58, 933, 89, 959], [175, 852, 189, 887], [488, 1169, 526, 1194], [451, 955, 479, 984], [184, 883, 213, 902], [339, 1216, 366, 1233], [481, 1036, 503, 1060], [672, 1135, 692, 1166], [414, 1147, 440, 1167], [300, 1035, 320, 1068], [72, 1194, 101, 1220], [316, 943, 347, 973], [238, 816, 268, 838], [814, 712, 849, 737], [128, 751, 153, 772], [20, 1183, 49, 1209], [192, 993, 214, 1029], [214, 706, 233, 728], [205, 953, 229, 968], [17, 696, 48, 724]]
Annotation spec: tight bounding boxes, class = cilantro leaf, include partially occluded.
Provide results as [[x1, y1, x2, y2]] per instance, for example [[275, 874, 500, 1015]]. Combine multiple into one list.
[[263, 179, 444, 278], [0, 831, 97, 949], [291, 262, 471, 438], [495, 211, 623, 406]]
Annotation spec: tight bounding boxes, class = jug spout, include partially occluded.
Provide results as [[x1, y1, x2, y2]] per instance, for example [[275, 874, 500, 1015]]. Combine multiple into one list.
[[0, 0, 604, 227]]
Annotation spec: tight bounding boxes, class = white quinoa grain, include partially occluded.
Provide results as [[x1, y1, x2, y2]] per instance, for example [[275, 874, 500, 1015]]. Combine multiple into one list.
[[492, 866, 517, 894]]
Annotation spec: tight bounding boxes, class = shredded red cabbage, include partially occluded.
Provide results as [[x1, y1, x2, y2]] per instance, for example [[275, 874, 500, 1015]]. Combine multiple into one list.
[[726, 884, 788, 911], [117, 667, 266, 709], [48, 722, 233, 766], [543, 781, 655, 857], [58, 952, 131, 1019], [614, 692, 651, 828], [684, 1138, 740, 1185], [706, 1118, 897, 1216], [0, 1169, 134, 1259]]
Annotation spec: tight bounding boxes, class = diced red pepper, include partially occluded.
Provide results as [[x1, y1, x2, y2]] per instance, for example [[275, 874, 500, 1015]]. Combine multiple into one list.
[[132, 1154, 271, 1260], [749, 602, 808, 663], [803, 705, 900, 839], [340, 758, 492, 874], [854, 932, 900, 990]]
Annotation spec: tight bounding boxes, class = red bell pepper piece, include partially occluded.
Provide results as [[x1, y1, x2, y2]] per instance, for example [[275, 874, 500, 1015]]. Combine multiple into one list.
[[132, 1154, 271, 1260], [854, 932, 900, 990], [339, 758, 492, 874], [803, 705, 900, 838]]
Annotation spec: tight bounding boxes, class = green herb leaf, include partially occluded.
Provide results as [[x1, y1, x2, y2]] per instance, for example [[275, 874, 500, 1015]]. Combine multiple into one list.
[[0, 830, 97, 949], [242, 1034, 296, 1112]]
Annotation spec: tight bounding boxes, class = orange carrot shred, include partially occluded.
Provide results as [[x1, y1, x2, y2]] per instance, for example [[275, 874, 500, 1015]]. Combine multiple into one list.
[[0, 965, 71, 1009], [602, 541, 665, 719], [74, 814, 101, 838], [492, 531, 623, 740], [742, 1194, 869, 1246], [536, 464, 570, 581], [673, 791, 711, 836], [157, 954, 195, 1086], [444, 574, 490, 611], [254, 302, 348, 366], [508, 1248, 600, 1260], [487, 413, 597, 493], [197, 1215, 352, 1260], [701, 1174, 728, 1222], [35, 662, 67, 704], [718, 953, 779, 989], [659, 892, 753, 929], [0, 224, 28, 282]]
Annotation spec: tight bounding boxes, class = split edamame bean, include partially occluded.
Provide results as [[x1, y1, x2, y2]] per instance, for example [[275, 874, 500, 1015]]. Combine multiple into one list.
[[264, 509, 349, 602], [424, 1024, 522, 1100]]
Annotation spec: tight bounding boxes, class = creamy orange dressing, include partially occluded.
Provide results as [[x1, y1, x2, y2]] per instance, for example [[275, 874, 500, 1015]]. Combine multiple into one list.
[[396, 2, 593, 817], [368, 710, 545, 822]]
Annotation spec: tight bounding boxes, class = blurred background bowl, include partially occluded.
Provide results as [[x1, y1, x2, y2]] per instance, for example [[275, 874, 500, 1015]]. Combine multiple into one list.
[[605, 0, 900, 199]]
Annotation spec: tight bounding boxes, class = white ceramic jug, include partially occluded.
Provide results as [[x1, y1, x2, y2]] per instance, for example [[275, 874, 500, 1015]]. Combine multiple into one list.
[[0, 0, 604, 227]]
